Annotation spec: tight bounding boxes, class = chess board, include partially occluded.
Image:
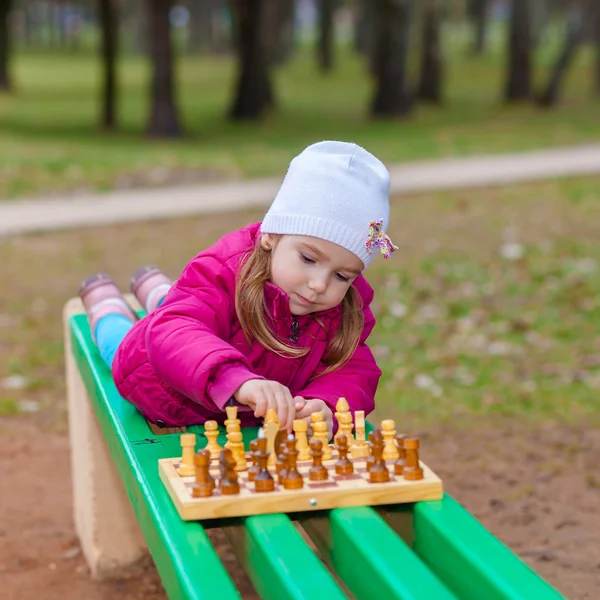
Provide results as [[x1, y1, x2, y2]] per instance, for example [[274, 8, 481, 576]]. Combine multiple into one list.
[[158, 449, 444, 521]]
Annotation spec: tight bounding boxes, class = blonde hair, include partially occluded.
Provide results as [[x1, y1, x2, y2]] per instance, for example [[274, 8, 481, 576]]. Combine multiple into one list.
[[235, 237, 364, 377]]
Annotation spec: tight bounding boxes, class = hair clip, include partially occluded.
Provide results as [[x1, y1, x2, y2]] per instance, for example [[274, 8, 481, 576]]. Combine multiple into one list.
[[365, 219, 398, 259]]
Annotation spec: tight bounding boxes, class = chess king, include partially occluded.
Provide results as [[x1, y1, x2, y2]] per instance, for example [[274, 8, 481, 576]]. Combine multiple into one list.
[[77, 141, 396, 437]]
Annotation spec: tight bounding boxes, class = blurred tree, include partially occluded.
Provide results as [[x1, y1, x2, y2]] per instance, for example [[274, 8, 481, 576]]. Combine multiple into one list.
[[467, 0, 489, 56], [505, 0, 533, 101], [594, 0, 600, 94], [417, 0, 443, 103], [354, 0, 374, 57], [0, 0, 12, 91], [317, 0, 334, 71], [537, 0, 592, 106], [147, 0, 182, 136], [228, 0, 274, 120], [99, 0, 118, 130], [187, 0, 217, 54], [371, 0, 413, 118]]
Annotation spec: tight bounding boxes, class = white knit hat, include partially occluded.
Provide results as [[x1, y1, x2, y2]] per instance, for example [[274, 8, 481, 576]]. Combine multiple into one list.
[[261, 141, 396, 269]]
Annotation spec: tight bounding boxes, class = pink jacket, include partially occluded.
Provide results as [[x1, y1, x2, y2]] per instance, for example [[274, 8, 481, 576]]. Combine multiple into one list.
[[112, 223, 381, 427]]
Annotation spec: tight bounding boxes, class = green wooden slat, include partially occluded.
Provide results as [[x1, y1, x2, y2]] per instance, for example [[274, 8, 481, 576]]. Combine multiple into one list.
[[70, 316, 241, 600], [299, 507, 457, 600], [224, 514, 348, 600], [412, 494, 565, 600]]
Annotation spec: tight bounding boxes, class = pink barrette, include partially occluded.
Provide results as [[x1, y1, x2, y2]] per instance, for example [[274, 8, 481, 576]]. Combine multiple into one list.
[[365, 219, 398, 259]]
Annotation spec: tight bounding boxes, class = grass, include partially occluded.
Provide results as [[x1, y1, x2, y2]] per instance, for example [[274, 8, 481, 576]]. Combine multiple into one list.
[[1, 175, 599, 431], [0, 32, 599, 199]]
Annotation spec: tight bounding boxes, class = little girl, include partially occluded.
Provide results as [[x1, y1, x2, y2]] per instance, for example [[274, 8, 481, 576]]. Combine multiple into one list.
[[78, 141, 397, 437]]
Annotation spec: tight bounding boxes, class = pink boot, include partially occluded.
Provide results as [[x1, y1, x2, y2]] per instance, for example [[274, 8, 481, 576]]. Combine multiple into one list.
[[130, 265, 172, 314], [78, 273, 138, 341]]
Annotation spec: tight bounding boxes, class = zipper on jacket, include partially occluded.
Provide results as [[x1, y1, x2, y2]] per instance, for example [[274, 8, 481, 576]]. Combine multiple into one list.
[[289, 319, 300, 344]]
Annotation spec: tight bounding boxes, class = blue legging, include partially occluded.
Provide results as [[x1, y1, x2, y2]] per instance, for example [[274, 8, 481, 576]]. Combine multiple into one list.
[[95, 297, 165, 368]]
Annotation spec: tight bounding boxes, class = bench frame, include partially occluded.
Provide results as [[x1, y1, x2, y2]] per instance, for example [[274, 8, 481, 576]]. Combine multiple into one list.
[[64, 298, 564, 600]]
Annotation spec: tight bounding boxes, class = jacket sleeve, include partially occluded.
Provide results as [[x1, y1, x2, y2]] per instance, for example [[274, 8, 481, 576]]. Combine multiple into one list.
[[145, 252, 262, 411], [296, 303, 381, 422]]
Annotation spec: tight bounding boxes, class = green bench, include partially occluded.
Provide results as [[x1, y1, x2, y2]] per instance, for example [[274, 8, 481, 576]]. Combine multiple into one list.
[[64, 298, 564, 600]]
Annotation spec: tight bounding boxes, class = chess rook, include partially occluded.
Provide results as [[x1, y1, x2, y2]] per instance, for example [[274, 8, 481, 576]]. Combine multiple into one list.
[[293, 419, 311, 460], [191, 449, 214, 497], [350, 410, 370, 458], [394, 433, 407, 475], [403, 438, 424, 481], [368, 429, 390, 483], [219, 448, 240, 495], [177, 433, 196, 477]]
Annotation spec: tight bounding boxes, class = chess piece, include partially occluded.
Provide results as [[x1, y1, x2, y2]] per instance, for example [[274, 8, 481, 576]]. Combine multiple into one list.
[[309, 412, 324, 443], [312, 420, 332, 460], [191, 449, 214, 497], [381, 419, 399, 460], [368, 429, 390, 483], [403, 438, 424, 481], [309, 439, 328, 481], [350, 410, 370, 458], [293, 419, 311, 461], [227, 431, 247, 471], [264, 409, 280, 466], [394, 433, 407, 475], [334, 397, 350, 442], [247, 439, 261, 482], [203, 421, 222, 459], [219, 448, 240, 495], [254, 428, 275, 492], [334, 434, 354, 476], [282, 434, 303, 489], [276, 442, 288, 485], [224, 406, 241, 448], [177, 433, 196, 476], [338, 412, 355, 446]]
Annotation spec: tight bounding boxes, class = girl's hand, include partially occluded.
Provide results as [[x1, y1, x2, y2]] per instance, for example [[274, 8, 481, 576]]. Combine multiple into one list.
[[234, 379, 303, 431], [295, 399, 334, 440]]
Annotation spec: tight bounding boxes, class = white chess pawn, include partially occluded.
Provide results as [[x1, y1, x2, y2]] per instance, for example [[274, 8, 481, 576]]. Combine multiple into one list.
[[381, 419, 399, 460], [227, 431, 248, 471], [293, 419, 311, 461], [313, 421, 332, 460], [203, 420, 222, 459], [177, 433, 196, 476]]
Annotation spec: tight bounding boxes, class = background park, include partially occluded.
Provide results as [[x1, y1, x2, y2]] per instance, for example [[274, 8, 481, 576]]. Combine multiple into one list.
[[1, 0, 600, 598]]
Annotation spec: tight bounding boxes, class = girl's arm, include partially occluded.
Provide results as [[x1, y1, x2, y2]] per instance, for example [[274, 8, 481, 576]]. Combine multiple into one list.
[[145, 252, 263, 411]]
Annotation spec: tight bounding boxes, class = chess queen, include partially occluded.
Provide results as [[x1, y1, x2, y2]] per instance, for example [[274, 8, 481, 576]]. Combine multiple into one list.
[[76, 141, 396, 438]]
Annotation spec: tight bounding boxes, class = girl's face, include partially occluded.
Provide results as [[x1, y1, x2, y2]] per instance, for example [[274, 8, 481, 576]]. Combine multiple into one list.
[[261, 234, 364, 316]]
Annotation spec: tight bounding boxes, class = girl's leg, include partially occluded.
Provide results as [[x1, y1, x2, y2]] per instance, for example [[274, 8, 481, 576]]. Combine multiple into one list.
[[78, 273, 138, 369], [94, 313, 134, 367], [130, 265, 173, 314]]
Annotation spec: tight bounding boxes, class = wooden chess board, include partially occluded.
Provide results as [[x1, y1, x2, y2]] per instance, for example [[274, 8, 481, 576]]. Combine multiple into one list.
[[159, 449, 444, 521]]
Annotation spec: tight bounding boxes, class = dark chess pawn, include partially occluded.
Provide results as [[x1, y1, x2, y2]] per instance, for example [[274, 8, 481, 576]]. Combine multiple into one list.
[[219, 448, 240, 495], [334, 434, 354, 476], [368, 429, 390, 483], [276, 441, 288, 484], [247, 439, 261, 482], [191, 449, 215, 497], [254, 429, 275, 493], [394, 433, 407, 476], [282, 434, 303, 489], [309, 438, 329, 481]]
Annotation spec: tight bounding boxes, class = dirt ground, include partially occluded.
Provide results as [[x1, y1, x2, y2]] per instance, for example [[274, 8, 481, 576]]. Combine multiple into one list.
[[2, 416, 598, 600]]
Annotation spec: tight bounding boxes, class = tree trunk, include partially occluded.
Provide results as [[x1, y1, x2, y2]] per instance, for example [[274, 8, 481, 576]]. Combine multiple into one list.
[[147, 0, 182, 137], [371, 0, 413, 118], [228, 0, 274, 121], [469, 0, 489, 56], [504, 0, 533, 102], [594, 0, 600, 95], [417, 1, 443, 103], [0, 0, 12, 91], [537, 4, 586, 107], [99, 0, 118, 130], [187, 0, 214, 54], [317, 0, 334, 72], [354, 0, 375, 56]]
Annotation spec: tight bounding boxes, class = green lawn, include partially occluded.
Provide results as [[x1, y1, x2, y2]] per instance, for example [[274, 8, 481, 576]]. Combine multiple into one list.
[[1, 175, 599, 431], [0, 36, 599, 199]]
